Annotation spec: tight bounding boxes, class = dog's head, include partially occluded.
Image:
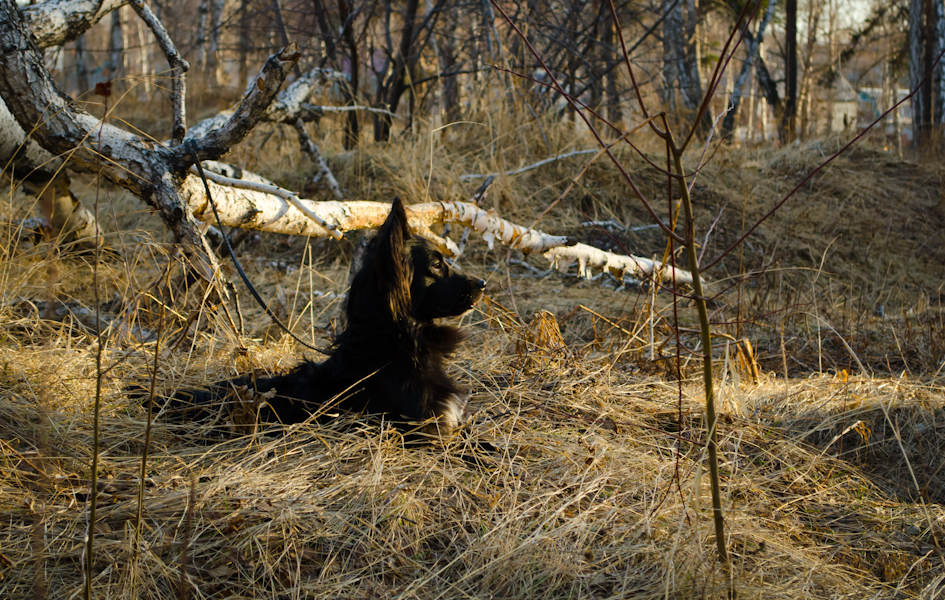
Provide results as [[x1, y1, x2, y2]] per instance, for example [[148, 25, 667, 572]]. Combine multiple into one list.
[[407, 236, 485, 321], [359, 197, 486, 324]]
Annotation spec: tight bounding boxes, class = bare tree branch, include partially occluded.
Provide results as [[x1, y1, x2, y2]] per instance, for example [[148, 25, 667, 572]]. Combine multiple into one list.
[[23, 0, 126, 49], [292, 119, 343, 200], [128, 0, 188, 144], [0, 0, 298, 245]]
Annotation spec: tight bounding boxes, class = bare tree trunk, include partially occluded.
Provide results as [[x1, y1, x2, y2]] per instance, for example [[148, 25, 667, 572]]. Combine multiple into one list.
[[480, 0, 501, 64], [136, 16, 151, 95], [312, 0, 338, 65], [754, 55, 782, 130], [663, 0, 708, 133], [923, 0, 938, 137], [437, 8, 460, 123], [239, 0, 251, 87], [270, 0, 289, 48], [338, 0, 359, 148], [565, 0, 579, 122], [894, 88, 904, 157], [934, 0, 945, 134], [374, 0, 420, 142], [310, 0, 359, 146], [108, 6, 124, 79], [662, 0, 682, 112], [603, 7, 621, 125], [910, 0, 926, 145], [74, 33, 89, 93], [269, 0, 301, 80], [195, 0, 209, 73], [782, 0, 797, 142], [746, 73, 756, 142], [207, 0, 225, 86], [759, 75, 768, 140], [586, 1, 607, 115], [721, 0, 776, 139], [681, 0, 706, 115], [825, 0, 836, 136], [725, 0, 783, 137], [798, 0, 822, 140]]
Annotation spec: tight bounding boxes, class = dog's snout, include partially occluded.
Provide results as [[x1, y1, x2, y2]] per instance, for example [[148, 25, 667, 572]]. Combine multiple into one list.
[[475, 279, 486, 290]]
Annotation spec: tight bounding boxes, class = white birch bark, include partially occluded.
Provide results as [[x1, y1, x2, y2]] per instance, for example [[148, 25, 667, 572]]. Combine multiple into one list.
[[128, 0, 187, 143], [22, 0, 127, 49], [180, 189, 697, 285], [186, 68, 347, 140], [293, 119, 343, 199], [0, 99, 60, 180], [545, 244, 694, 286], [36, 173, 104, 250], [135, 15, 151, 94], [722, 0, 776, 136]]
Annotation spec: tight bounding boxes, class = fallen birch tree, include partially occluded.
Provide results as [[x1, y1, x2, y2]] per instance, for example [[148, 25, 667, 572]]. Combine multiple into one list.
[[185, 185, 697, 285]]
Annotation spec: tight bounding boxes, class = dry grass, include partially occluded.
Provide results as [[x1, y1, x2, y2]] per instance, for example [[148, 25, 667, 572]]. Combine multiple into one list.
[[2, 315, 944, 598], [2, 97, 945, 598]]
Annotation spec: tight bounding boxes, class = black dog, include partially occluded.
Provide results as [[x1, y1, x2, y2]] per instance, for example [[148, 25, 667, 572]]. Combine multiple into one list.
[[158, 198, 486, 436]]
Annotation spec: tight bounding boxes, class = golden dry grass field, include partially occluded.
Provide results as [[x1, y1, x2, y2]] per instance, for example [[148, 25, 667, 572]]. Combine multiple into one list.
[[1, 107, 945, 598]]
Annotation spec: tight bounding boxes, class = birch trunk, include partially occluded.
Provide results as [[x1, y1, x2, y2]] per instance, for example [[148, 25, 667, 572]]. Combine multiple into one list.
[[239, 0, 251, 87], [74, 33, 89, 93], [681, 0, 705, 113], [910, 0, 926, 144], [207, 0, 225, 86], [337, 0, 359, 148], [661, 0, 682, 112], [604, 9, 621, 125], [195, 0, 209, 73], [179, 188, 699, 285], [935, 0, 945, 127], [721, 0, 776, 138], [782, 0, 797, 142], [437, 6, 460, 124], [135, 16, 151, 94], [37, 174, 104, 251], [754, 53, 782, 127], [108, 6, 124, 79]]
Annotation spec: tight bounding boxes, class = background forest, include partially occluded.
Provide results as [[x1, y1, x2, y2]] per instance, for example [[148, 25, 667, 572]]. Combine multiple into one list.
[[2, 0, 945, 598]]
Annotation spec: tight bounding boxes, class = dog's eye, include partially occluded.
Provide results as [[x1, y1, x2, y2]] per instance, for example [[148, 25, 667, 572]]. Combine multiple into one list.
[[432, 260, 445, 273]]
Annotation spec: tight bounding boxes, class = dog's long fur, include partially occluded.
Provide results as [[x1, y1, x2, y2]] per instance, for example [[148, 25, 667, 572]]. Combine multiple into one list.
[[161, 198, 485, 435]]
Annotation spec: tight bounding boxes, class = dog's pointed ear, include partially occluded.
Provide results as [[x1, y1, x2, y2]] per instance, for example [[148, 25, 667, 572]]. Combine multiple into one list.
[[371, 197, 413, 318]]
